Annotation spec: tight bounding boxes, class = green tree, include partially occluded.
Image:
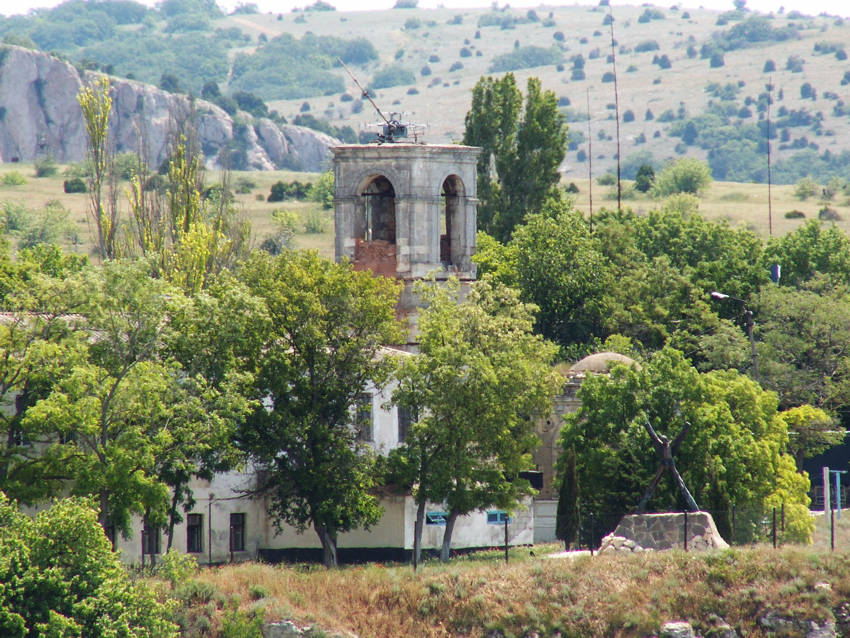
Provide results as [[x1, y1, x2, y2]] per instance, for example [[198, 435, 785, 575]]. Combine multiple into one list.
[[755, 284, 850, 411], [77, 76, 118, 260], [237, 250, 403, 568], [634, 164, 655, 192], [308, 170, 335, 209], [23, 261, 249, 538], [778, 405, 843, 471], [478, 203, 610, 352], [388, 278, 559, 563], [0, 494, 177, 637], [555, 447, 579, 550], [462, 74, 567, 241], [560, 347, 812, 543], [761, 220, 850, 288], [651, 158, 713, 196]]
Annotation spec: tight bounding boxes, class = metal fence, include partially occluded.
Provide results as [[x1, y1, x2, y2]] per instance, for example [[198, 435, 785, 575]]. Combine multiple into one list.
[[571, 504, 821, 553]]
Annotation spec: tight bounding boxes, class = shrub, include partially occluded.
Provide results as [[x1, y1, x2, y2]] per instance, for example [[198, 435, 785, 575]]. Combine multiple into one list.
[[553, 31, 564, 42], [652, 158, 712, 196], [420, 65, 431, 76], [786, 55, 804, 72], [710, 52, 725, 67], [634, 164, 655, 192], [308, 170, 334, 210], [372, 66, 416, 89], [819, 206, 841, 221], [460, 47, 471, 57], [793, 177, 819, 200], [597, 173, 616, 186], [657, 55, 671, 69], [601, 71, 615, 82], [622, 110, 635, 122], [565, 182, 579, 193], [63, 177, 87, 193], [489, 46, 562, 72], [404, 17, 421, 30], [34, 155, 58, 177], [661, 192, 700, 215], [635, 40, 659, 52], [763, 59, 776, 72], [785, 210, 805, 219], [571, 68, 586, 81], [449, 61, 463, 72], [2, 171, 27, 186], [645, 109, 654, 121]]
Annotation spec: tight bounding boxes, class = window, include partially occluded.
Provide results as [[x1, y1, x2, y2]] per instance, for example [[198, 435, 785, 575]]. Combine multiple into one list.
[[353, 393, 373, 442], [486, 510, 511, 525], [425, 511, 447, 526], [142, 520, 160, 555], [230, 513, 246, 552], [187, 514, 203, 553], [397, 405, 415, 443]]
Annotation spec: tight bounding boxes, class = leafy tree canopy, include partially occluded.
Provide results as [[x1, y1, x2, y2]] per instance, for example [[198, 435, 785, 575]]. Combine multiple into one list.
[[560, 346, 812, 543]]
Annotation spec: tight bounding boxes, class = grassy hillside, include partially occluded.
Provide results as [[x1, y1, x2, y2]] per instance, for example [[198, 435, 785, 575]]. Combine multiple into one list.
[[158, 530, 850, 638], [3, 2, 850, 183], [2, 161, 847, 258]]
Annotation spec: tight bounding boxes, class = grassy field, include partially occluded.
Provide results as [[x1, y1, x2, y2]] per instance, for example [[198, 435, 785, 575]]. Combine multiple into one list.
[[158, 523, 850, 638], [2, 161, 847, 262]]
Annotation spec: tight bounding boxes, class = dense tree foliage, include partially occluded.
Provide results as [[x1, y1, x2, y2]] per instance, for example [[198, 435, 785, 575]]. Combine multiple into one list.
[[0, 494, 177, 637], [237, 251, 403, 568], [463, 74, 567, 241], [560, 347, 813, 543], [388, 278, 559, 563]]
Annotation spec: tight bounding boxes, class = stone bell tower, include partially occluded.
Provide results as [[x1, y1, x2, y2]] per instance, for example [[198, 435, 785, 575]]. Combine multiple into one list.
[[333, 143, 480, 330]]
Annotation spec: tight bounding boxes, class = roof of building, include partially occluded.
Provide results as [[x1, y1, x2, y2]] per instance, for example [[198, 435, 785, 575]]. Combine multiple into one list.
[[568, 352, 639, 377]]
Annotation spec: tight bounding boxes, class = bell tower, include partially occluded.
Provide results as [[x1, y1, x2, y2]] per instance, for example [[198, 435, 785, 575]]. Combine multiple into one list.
[[333, 143, 480, 323]]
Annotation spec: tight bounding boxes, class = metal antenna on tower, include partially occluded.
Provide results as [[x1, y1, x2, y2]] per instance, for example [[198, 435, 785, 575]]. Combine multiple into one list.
[[338, 57, 423, 144]]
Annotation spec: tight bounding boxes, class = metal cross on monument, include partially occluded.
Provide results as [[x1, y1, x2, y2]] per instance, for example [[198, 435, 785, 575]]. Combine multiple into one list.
[[636, 417, 699, 513]]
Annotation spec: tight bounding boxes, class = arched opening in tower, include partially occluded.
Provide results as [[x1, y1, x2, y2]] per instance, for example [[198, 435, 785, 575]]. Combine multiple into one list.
[[355, 175, 397, 277], [441, 175, 464, 268]]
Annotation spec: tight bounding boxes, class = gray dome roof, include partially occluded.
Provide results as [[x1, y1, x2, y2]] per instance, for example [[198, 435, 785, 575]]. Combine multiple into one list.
[[569, 352, 638, 375]]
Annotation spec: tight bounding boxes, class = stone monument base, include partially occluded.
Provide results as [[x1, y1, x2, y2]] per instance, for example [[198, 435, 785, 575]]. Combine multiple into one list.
[[599, 511, 728, 553]]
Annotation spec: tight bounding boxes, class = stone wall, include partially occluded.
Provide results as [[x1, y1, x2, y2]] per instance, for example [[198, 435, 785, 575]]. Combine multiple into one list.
[[599, 511, 729, 553]]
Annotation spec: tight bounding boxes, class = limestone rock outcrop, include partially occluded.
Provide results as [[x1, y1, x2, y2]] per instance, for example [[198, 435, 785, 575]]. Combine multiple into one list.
[[599, 511, 729, 553], [0, 45, 337, 172]]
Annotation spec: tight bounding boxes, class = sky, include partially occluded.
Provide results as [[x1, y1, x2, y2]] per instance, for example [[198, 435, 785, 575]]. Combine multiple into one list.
[[2, 0, 849, 18]]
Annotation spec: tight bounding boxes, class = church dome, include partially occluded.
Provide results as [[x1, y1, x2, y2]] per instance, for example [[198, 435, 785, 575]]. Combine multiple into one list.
[[568, 352, 639, 376]]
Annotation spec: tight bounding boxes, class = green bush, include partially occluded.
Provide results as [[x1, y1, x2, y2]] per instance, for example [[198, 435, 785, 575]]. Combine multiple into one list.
[[0, 494, 177, 637], [308, 170, 334, 210], [157, 548, 198, 588], [489, 46, 563, 72], [371, 66, 415, 89], [785, 210, 805, 219], [793, 177, 819, 200], [64, 177, 87, 193], [2, 171, 27, 186], [34, 155, 58, 177], [597, 173, 616, 186], [651, 158, 712, 196]]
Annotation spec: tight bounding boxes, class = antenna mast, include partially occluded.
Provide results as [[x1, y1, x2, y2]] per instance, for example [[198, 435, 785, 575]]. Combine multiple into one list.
[[338, 57, 391, 129]]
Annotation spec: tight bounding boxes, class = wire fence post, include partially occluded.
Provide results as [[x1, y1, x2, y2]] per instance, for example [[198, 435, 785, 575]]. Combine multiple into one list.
[[831, 505, 836, 552], [504, 516, 509, 565], [683, 511, 688, 551], [590, 513, 596, 557]]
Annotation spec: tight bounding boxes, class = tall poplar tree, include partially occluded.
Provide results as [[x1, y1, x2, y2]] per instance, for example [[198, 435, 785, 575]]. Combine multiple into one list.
[[462, 74, 567, 242]]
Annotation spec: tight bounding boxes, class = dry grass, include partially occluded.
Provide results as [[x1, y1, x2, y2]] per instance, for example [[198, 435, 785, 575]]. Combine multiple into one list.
[[4, 160, 846, 266], [0, 164, 333, 260], [169, 541, 850, 638]]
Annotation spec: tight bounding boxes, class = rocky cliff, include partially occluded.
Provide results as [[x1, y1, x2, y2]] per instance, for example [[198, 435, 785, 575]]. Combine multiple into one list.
[[0, 45, 337, 172]]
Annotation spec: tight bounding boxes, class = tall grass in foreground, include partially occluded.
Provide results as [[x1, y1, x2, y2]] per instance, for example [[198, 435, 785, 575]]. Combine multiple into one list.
[[165, 544, 850, 638]]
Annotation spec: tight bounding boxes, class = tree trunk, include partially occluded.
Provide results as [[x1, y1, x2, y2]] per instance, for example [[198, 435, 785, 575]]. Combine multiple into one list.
[[413, 499, 425, 570], [440, 510, 459, 562], [314, 522, 338, 568], [166, 489, 181, 552]]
